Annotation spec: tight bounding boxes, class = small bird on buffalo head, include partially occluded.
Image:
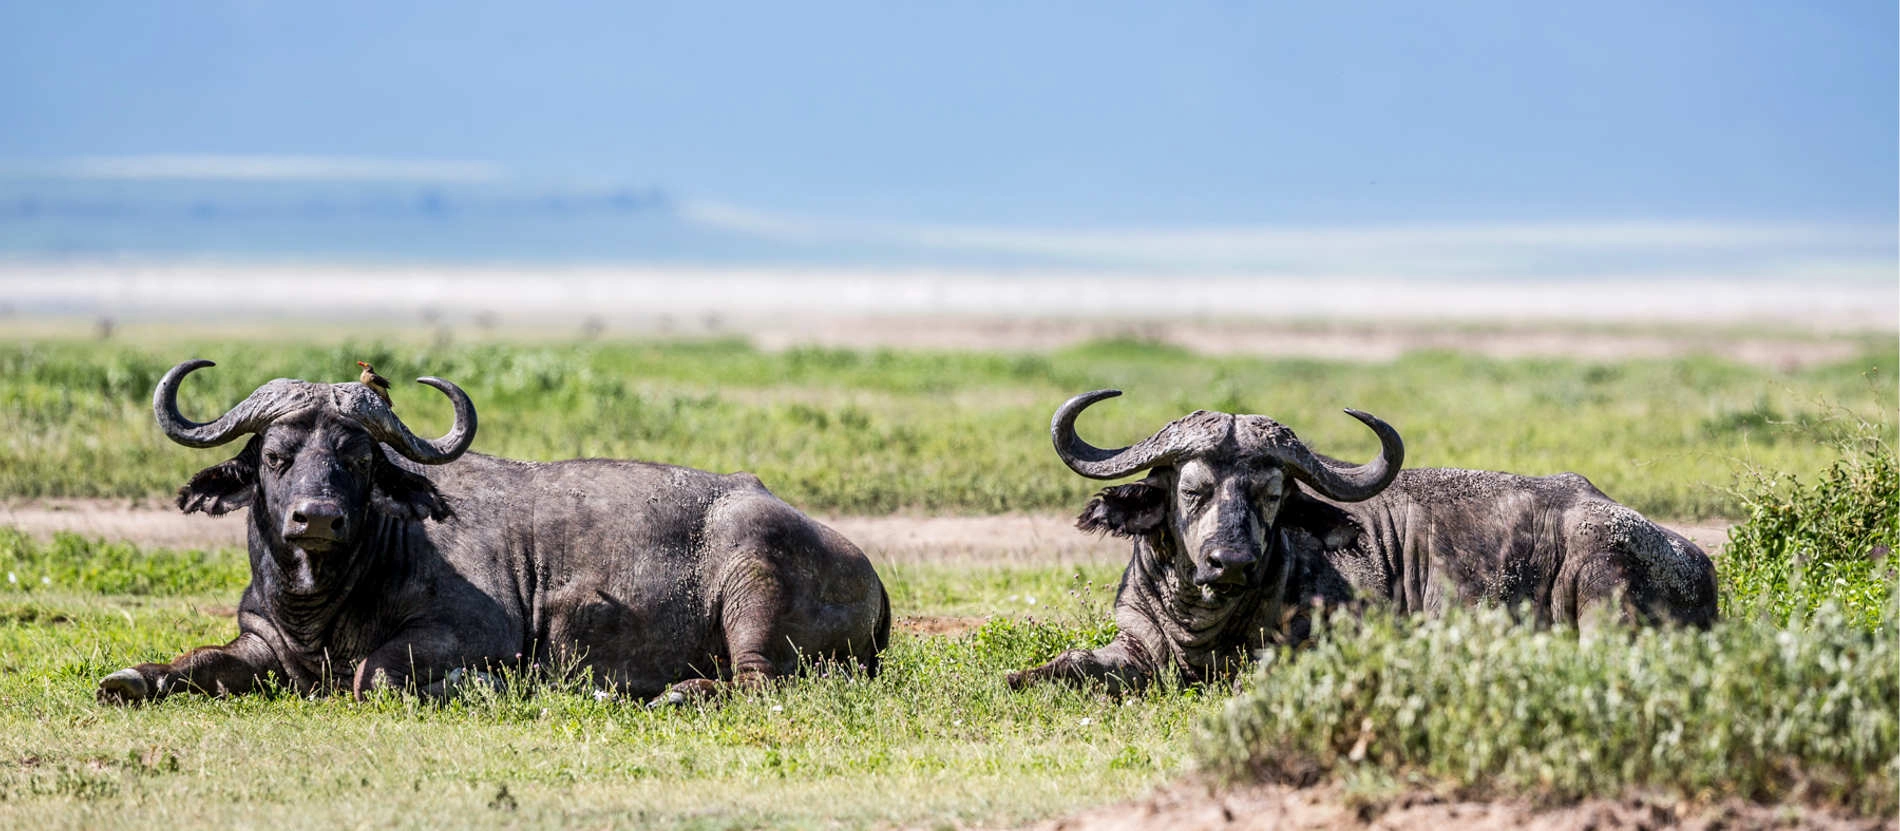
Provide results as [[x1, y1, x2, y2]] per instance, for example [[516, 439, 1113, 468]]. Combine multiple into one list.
[[356, 361, 392, 405]]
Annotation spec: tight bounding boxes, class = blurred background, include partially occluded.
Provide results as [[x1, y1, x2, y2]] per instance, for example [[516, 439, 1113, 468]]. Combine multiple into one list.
[[0, 1, 1894, 339]]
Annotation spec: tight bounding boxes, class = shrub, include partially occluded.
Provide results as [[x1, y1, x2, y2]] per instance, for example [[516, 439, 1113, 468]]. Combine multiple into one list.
[[1720, 416, 1898, 630], [1198, 604, 1897, 814]]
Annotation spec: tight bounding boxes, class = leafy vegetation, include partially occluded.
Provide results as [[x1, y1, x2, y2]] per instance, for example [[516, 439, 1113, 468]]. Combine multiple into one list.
[[1199, 603, 1896, 814], [1719, 415, 1898, 629], [1, 336, 1892, 517]]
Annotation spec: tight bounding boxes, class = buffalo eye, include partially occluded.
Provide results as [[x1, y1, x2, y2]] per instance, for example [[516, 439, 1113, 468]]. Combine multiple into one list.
[[263, 450, 289, 472], [1181, 484, 1212, 511]]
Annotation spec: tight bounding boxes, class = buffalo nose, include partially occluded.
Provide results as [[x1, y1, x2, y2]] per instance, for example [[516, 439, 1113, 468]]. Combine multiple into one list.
[[287, 501, 346, 539], [1195, 547, 1257, 586], [1208, 547, 1257, 570]]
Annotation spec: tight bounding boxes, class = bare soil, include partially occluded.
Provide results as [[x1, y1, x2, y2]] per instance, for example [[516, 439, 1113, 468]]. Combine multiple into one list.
[[0, 499, 1732, 568], [1008, 780, 1893, 831], [0, 499, 1130, 566], [894, 615, 992, 636]]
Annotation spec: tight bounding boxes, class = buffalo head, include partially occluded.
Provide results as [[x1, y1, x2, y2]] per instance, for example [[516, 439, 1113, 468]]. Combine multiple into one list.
[[156, 360, 476, 589], [1054, 389, 1403, 597]]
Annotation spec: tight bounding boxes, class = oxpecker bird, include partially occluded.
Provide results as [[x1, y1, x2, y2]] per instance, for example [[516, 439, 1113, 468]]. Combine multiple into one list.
[[356, 361, 392, 404]]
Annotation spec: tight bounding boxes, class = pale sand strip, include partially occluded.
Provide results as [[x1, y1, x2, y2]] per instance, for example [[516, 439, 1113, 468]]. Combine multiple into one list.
[[0, 498, 1734, 566]]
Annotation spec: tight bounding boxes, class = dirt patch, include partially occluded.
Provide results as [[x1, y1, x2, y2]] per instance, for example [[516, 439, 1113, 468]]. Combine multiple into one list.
[[895, 615, 991, 637], [0, 499, 1131, 566], [1011, 780, 1891, 831], [1661, 521, 1734, 555], [0, 499, 1731, 565], [824, 513, 1125, 566], [0, 498, 247, 551]]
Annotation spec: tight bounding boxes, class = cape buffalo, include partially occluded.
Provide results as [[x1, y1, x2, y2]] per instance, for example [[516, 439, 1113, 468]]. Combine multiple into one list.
[[1007, 390, 1718, 693], [98, 360, 889, 705]]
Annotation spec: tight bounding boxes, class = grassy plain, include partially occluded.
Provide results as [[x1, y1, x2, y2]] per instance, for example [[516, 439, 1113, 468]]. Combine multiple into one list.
[[0, 333, 1895, 827], [0, 531, 1176, 830], [1, 335, 1894, 517]]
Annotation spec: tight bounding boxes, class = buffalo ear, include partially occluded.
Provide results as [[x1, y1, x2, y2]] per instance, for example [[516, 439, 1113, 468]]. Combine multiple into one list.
[[370, 451, 453, 522], [176, 438, 259, 516], [1276, 490, 1360, 551], [1075, 479, 1168, 538]]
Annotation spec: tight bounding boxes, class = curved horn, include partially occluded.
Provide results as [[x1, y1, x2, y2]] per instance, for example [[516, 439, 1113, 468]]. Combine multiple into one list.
[[354, 376, 478, 465], [1051, 389, 1205, 480], [152, 359, 284, 448], [1267, 408, 1404, 502]]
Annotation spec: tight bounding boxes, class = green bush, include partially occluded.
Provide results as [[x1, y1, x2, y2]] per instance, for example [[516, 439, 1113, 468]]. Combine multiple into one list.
[[1198, 603, 1897, 814], [1720, 416, 1898, 629]]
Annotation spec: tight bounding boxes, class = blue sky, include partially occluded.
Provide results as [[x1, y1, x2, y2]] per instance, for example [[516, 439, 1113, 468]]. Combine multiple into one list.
[[0, 1, 1893, 273]]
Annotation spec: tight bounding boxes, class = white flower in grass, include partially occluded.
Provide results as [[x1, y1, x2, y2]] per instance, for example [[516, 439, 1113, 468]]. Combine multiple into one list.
[[770, 704, 784, 714], [5, 572, 14, 584], [593, 689, 614, 702], [1078, 717, 1093, 727], [40, 576, 49, 585], [1025, 595, 1037, 606]]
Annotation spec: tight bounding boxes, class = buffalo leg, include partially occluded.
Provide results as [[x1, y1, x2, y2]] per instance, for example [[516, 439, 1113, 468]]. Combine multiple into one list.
[[97, 632, 282, 705], [352, 628, 487, 699], [647, 611, 789, 707], [1006, 634, 1154, 695], [648, 557, 802, 707], [647, 676, 736, 708]]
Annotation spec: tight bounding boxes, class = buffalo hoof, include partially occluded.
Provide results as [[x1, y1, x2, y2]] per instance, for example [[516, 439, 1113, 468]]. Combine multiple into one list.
[[97, 668, 150, 705], [645, 690, 690, 709]]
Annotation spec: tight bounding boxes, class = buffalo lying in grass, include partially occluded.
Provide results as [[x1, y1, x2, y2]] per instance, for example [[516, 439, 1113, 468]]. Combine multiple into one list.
[[1008, 390, 1717, 692], [98, 360, 888, 705]]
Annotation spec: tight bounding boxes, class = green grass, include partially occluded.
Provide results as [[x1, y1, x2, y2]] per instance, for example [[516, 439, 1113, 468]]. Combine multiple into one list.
[[884, 562, 1124, 620], [1, 337, 1894, 517], [0, 530, 1205, 829], [3, 335, 1897, 825], [0, 529, 249, 596]]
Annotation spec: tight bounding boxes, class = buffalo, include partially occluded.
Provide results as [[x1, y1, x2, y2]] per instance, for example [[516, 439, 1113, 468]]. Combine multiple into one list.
[[1007, 390, 1718, 692], [98, 360, 889, 705]]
